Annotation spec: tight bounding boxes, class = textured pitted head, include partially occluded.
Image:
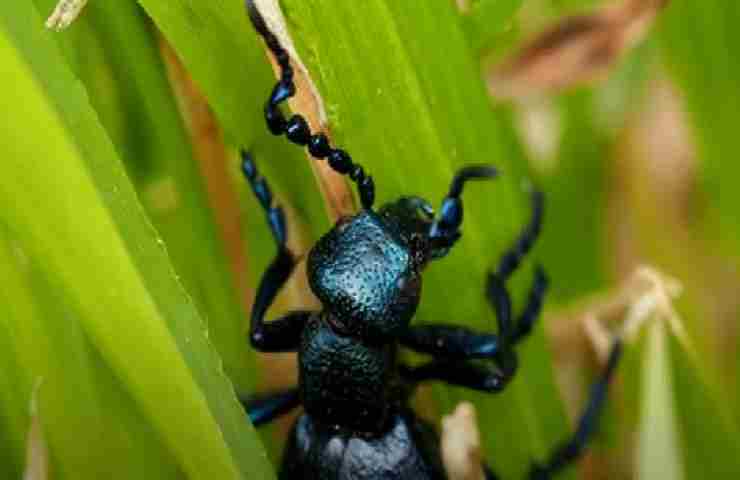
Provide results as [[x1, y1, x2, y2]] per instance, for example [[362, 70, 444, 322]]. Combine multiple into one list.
[[307, 210, 423, 340]]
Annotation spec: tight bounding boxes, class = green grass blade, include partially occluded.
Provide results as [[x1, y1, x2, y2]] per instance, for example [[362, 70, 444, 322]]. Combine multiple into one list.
[[658, 0, 740, 258], [636, 322, 685, 480], [278, 1, 569, 476], [0, 3, 274, 478], [657, 0, 740, 416], [133, 0, 329, 238], [626, 322, 740, 480], [462, 0, 524, 53], [667, 335, 740, 479], [32, 0, 255, 393], [0, 233, 180, 479], [537, 90, 610, 303]]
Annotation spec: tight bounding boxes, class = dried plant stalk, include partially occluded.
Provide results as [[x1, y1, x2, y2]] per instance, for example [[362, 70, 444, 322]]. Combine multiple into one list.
[[45, 0, 89, 31]]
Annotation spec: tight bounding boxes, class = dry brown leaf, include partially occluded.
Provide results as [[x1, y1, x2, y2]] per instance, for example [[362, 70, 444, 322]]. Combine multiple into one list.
[[159, 38, 258, 311], [488, 0, 669, 99], [252, 0, 356, 220]]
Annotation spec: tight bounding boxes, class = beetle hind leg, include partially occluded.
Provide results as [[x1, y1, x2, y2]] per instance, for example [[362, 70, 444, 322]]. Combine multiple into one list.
[[241, 387, 301, 427]]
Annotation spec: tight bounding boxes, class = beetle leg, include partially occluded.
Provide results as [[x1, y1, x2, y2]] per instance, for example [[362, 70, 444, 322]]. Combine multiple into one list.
[[399, 353, 517, 393], [510, 265, 548, 345], [528, 340, 623, 479], [241, 151, 312, 352], [400, 266, 519, 386], [485, 263, 550, 349], [400, 324, 503, 359], [400, 191, 548, 394], [496, 189, 544, 280], [483, 465, 500, 480]]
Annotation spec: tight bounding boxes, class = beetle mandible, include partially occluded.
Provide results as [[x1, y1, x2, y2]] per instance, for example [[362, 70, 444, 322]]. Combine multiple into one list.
[[241, 2, 622, 478]]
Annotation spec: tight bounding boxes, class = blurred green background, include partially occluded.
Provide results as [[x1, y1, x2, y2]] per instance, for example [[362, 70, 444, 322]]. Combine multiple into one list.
[[0, 0, 738, 478]]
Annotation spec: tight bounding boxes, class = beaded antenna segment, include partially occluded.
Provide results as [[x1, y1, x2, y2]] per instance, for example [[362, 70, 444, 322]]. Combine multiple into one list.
[[246, 0, 375, 210]]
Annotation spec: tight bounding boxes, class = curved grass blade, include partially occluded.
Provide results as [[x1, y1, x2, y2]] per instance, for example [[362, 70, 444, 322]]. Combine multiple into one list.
[[279, 1, 570, 476], [628, 322, 740, 479], [658, 0, 740, 260], [0, 3, 275, 478], [657, 0, 740, 416], [33, 0, 255, 393], [461, 0, 525, 53], [134, 0, 330, 240]]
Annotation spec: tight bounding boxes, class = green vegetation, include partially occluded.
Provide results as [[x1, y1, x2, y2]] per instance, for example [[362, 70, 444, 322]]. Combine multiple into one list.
[[0, 1, 738, 478]]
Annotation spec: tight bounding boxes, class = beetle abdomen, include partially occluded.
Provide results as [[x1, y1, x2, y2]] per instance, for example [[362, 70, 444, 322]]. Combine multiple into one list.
[[280, 411, 445, 480]]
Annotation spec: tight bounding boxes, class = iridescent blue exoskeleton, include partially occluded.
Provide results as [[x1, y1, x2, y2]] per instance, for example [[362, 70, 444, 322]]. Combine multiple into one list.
[[242, 2, 622, 479]]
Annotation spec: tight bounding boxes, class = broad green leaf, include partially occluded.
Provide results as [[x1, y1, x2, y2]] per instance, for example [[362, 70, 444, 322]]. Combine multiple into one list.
[[658, 0, 740, 259], [462, 0, 524, 53], [668, 334, 740, 479], [538, 90, 610, 302], [482, 2, 649, 304], [657, 0, 740, 420], [278, 1, 569, 476], [0, 3, 274, 479], [133, 0, 329, 239], [637, 322, 685, 480], [0, 232, 179, 479], [536, 43, 657, 304]]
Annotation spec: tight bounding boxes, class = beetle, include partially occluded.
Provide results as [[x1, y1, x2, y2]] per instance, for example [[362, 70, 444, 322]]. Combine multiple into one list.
[[241, 2, 622, 478]]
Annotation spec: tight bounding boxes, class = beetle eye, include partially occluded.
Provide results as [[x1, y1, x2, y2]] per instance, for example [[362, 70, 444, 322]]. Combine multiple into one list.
[[417, 203, 435, 220]]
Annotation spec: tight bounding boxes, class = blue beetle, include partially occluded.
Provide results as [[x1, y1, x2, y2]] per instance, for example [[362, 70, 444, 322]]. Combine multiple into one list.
[[241, 2, 622, 478]]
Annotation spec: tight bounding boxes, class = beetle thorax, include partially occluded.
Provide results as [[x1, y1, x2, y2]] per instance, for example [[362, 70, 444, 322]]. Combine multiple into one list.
[[307, 210, 422, 340]]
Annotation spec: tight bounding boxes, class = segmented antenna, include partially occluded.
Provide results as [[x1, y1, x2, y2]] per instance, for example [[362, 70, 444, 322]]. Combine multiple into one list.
[[245, 0, 375, 209]]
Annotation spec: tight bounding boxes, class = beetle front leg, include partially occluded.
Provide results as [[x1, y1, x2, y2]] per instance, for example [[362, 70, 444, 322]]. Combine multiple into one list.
[[242, 151, 312, 351], [400, 355, 517, 393], [401, 262, 517, 360], [496, 189, 544, 280], [401, 190, 548, 393], [489, 188, 548, 347], [400, 324, 503, 360], [400, 269, 518, 391]]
